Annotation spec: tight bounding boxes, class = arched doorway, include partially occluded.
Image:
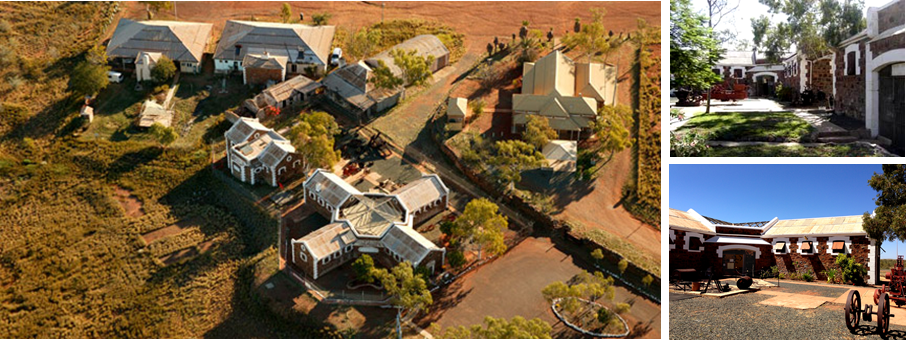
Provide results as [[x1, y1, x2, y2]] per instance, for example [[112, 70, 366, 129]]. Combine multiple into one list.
[[722, 249, 756, 277], [878, 63, 904, 154], [751, 72, 779, 97]]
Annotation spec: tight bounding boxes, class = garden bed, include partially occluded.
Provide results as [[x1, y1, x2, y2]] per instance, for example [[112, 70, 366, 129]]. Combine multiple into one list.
[[706, 143, 888, 157], [676, 111, 814, 142], [551, 297, 629, 338]]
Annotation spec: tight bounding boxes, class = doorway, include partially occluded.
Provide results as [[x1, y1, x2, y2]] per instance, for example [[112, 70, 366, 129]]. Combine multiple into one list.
[[722, 249, 756, 277]]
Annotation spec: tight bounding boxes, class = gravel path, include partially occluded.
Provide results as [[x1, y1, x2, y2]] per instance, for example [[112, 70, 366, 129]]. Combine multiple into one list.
[[670, 294, 906, 339], [718, 279, 851, 298]]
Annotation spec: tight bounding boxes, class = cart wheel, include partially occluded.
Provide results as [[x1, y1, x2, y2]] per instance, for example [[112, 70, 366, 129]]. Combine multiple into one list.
[[875, 285, 886, 305], [846, 290, 861, 331], [879, 292, 890, 335]]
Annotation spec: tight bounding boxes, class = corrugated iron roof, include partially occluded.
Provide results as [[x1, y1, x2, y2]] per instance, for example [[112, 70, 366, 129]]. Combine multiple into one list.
[[262, 75, 319, 103], [764, 215, 865, 236], [393, 175, 448, 212], [305, 169, 360, 208], [214, 20, 335, 65], [107, 19, 211, 63], [447, 97, 467, 117], [339, 194, 406, 237], [669, 208, 712, 233], [365, 35, 449, 79], [299, 222, 354, 259], [382, 224, 437, 265], [225, 117, 270, 145]]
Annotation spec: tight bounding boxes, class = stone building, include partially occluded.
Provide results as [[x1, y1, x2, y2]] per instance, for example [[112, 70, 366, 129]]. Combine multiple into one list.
[[106, 19, 212, 75], [287, 169, 450, 280], [669, 208, 880, 285], [224, 117, 300, 187]]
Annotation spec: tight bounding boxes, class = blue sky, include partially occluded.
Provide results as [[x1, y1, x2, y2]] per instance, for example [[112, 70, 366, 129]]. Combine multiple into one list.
[[670, 164, 906, 258]]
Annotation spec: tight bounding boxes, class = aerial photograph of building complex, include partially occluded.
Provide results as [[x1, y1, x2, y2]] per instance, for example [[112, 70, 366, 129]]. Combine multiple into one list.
[[670, 0, 904, 157], [0, 1, 661, 338]]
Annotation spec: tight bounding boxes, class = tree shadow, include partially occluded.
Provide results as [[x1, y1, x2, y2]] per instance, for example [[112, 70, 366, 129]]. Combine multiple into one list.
[[413, 278, 474, 327]]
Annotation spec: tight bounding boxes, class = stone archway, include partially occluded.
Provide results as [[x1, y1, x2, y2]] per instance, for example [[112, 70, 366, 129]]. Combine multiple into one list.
[[865, 49, 905, 153], [751, 72, 779, 97]]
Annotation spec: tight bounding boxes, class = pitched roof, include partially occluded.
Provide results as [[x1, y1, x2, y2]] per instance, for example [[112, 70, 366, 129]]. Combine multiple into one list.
[[225, 117, 270, 145], [299, 222, 355, 259], [717, 50, 754, 66], [262, 75, 319, 103], [764, 215, 866, 237], [521, 50, 575, 97], [242, 52, 288, 70], [339, 194, 407, 237], [542, 140, 577, 172], [135, 51, 163, 65], [447, 97, 468, 118], [321, 61, 399, 110], [575, 62, 616, 104], [259, 139, 295, 168], [365, 35, 450, 78], [382, 224, 439, 265], [304, 169, 360, 209], [669, 208, 713, 233], [214, 20, 335, 65], [107, 19, 211, 63], [393, 175, 449, 212]]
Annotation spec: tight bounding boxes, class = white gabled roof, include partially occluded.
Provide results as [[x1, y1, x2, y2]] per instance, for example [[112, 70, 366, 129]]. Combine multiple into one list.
[[392, 174, 449, 212], [447, 97, 468, 118], [298, 222, 355, 259], [304, 169, 361, 208], [382, 224, 439, 265], [214, 20, 335, 65], [225, 117, 270, 145], [107, 19, 212, 63]]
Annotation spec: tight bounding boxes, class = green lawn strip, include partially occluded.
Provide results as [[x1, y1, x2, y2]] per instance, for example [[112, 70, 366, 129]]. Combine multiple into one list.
[[706, 143, 885, 157], [678, 111, 814, 141]]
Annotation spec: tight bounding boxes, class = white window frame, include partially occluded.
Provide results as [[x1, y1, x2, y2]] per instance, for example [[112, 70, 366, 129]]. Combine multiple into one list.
[[828, 236, 851, 255], [845, 43, 862, 75], [345, 245, 354, 253], [797, 239, 815, 255], [684, 232, 703, 253], [322, 257, 329, 265], [772, 238, 790, 255], [669, 230, 676, 250], [299, 249, 308, 262]]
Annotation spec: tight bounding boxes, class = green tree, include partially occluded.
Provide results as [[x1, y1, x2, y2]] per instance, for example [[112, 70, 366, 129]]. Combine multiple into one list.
[[862, 165, 906, 244], [515, 28, 544, 63], [390, 49, 435, 86], [280, 3, 292, 23], [346, 28, 382, 61], [592, 104, 633, 156], [615, 302, 631, 314], [447, 249, 466, 268], [522, 115, 557, 150], [69, 60, 110, 96], [753, 0, 864, 62], [642, 274, 653, 287], [351, 254, 376, 283], [617, 258, 629, 274], [490, 140, 546, 186], [541, 271, 615, 313], [148, 122, 178, 146], [431, 316, 552, 339], [454, 198, 508, 260], [597, 307, 614, 324], [471, 99, 486, 118], [670, 0, 722, 108], [374, 262, 433, 339], [561, 8, 625, 63], [291, 111, 341, 173], [151, 56, 177, 83], [369, 59, 403, 90], [312, 12, 332, 26]]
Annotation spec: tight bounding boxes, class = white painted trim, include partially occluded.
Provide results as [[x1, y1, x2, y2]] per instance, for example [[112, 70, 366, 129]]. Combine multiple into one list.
[[686, 209, 717, 233], [844, 43, 862, 76], [670, 230, 676, 250], [751, 71, 779, 81], [830, 52, 837, 97], [799, 56, 808, 90], [796, 239, 816, 255], [729, 66, 747, 78], [869, 238, 878, 285], [866, 48, 905, 137], [684, 232, 704, 253], [827, 236, 851, 255], [717, 244, 762, 259], [772, 238, 790, 255]]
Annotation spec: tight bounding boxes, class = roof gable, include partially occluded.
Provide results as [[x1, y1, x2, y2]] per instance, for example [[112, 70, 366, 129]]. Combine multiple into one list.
[[107, 19, 211, 63], [214, 20, 335, 64]]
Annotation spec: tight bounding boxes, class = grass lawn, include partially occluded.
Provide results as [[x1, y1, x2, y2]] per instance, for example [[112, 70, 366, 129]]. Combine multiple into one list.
[[572, 225, 660, 275], [677, 111, 814, 141], [707, 143, 886, 157]]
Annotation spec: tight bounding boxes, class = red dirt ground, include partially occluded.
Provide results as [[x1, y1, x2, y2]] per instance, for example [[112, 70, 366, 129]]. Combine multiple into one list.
[[112, 185, 144, 217], [417, 237, 660, 338]]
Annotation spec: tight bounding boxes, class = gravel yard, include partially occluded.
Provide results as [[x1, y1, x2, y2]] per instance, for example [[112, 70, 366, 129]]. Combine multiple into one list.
[[670, 293, 906, 339], [717, 279, 851, 298]]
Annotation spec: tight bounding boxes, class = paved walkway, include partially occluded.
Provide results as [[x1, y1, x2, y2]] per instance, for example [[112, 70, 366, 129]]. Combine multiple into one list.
[[742, 280, 906, 326]]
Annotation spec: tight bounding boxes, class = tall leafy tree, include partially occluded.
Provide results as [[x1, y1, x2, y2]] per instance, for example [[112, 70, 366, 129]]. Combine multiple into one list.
[[862, 165, 906, 245], [390, 49, 435, 86], [454, 198, 508, 260], [670, 0, 723, 102], [151, 56, 177, 83], [431, 316, 552, 339], [374, 262, 433, 339], [561, 8, 627, 64], [369, 59, 403, 90], [291, 111, 341, 173], [346, 27, 382, 62], [490, 140, 546, 186], [70, 60, 109, 96], [752, 0, 865, 62], [592, 104, 633, 156], [522, 115, 557, 150]]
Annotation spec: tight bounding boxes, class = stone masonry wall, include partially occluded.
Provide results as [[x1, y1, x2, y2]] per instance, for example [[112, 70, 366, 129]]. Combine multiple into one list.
[[669, 230, 708, 272], [812, 58, 834, 100], [773, 236, 871, 283], [878, 0, 905, 33], [834, 44, 867, 120], [870, 34, 905, 58], [246, 68, 283, 86]]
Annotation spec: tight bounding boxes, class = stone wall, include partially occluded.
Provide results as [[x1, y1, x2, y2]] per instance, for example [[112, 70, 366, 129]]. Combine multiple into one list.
[[812, 58, 834, 99], [772, 236, 872, 283], [669, 230, 709, 272], [246, 68, 284, 86], [877, 0, 905, 33], [870, 34, 905, 57], [834, 43, 867, 119]]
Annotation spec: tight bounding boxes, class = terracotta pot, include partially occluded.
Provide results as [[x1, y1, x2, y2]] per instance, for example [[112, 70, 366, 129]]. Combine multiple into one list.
[[691, 282, 701, 291]]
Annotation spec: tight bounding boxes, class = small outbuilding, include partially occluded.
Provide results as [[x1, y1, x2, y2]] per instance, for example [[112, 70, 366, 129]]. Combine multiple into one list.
[[446, 97, 468, 131], [541, 140, 577, 173], [137, 100, 173, 128]]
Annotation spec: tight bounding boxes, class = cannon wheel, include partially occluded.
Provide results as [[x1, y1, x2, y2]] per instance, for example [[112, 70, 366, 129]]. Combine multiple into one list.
[[879, 292, 890, 335], [846, 290, 862, 331]]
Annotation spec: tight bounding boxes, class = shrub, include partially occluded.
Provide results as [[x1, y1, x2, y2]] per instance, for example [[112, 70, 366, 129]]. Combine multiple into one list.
[[615, 302, 631, 314], [153, 84, 170, 95], [351, 254, 376, 283], [836, 254, 867, 285], [447, 249, 466, 268], [669, 108, 683, 120], [617, 259, 628, 274], [670, 130, 711, 157], [470, 99, 485, 118], [801, 271, 815, 282], [151, 56, 177, 83], [823, 268, 839, 284]]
